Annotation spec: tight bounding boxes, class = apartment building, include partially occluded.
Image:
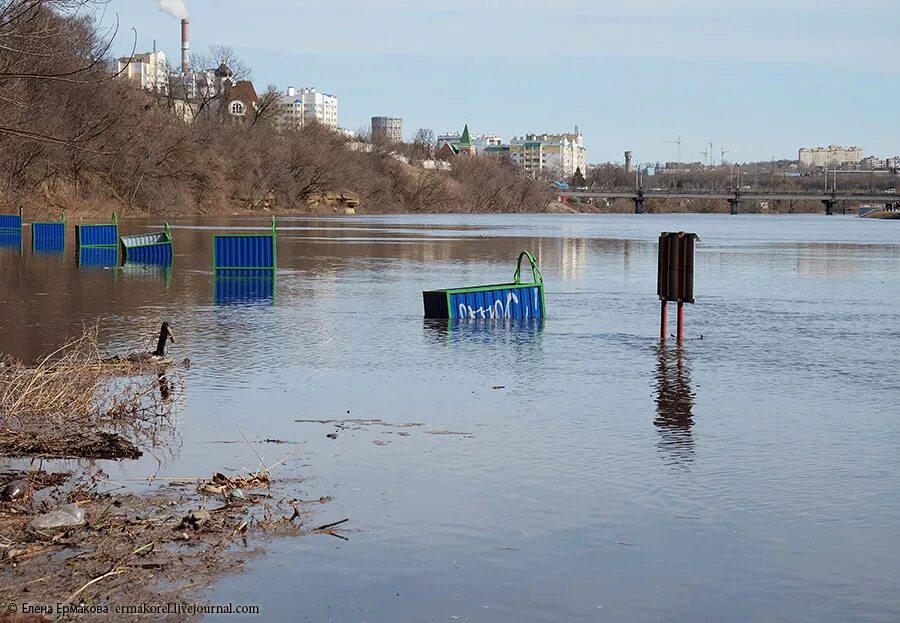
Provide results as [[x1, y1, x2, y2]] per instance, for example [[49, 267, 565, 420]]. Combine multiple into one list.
[[509, 133, 586, 177], [799, 145, 864, 168], [116, 51, 169, 94], [279, 87, 339, 129]]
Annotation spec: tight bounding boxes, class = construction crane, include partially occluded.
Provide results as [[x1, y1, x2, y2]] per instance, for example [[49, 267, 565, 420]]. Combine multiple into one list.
[[662, 136, 682, 163]]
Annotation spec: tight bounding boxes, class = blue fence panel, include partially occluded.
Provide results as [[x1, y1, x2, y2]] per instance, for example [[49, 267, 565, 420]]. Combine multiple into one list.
[[78, 246, 119, 268], [0, 214, 22, 230], [448, 285, 544, 320], [0, 230, 22, 250], [214, 271, 275, 305], [214, 235, 275, 270], [76, 224, 118, 248], [32, 222, 65, 253], [125, 243, 172, 265]]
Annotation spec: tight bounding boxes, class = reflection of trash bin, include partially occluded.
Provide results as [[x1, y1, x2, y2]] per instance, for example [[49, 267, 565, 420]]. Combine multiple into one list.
[[120, 223, 173, 264], [423, 251, 546, 319]]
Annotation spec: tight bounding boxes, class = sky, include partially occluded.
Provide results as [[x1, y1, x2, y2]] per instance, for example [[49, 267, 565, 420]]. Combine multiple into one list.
[[98, 0, 899, 165]]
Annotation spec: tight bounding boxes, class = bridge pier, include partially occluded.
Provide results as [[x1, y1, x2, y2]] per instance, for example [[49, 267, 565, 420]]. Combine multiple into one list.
[[633, 195, 645, 215], [729, 198, 740, 215], [823, 199, 835, 216]]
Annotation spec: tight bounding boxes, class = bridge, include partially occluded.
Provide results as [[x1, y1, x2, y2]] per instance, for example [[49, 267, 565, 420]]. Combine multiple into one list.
[[560, 188, 900, 215]]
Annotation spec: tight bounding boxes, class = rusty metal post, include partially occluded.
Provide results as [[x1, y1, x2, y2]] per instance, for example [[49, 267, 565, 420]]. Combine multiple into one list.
[[660, 300, 668, 341], [676, 301, 684, 343]]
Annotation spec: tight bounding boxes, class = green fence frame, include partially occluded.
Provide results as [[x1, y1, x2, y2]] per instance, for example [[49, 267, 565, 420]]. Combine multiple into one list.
[[76, 212, 119, 249], [212, 215, 277, 271], [438, 250, 546, 316]]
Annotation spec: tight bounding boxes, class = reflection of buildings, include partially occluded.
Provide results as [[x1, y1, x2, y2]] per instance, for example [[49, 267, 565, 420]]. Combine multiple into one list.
[[654, 346, 696, 466], [559, 237, 586, 281]]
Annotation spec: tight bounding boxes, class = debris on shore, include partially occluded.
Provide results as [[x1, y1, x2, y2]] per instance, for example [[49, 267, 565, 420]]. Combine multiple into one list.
[[0, 462, 341, 617], [0, 326, 339, 615]]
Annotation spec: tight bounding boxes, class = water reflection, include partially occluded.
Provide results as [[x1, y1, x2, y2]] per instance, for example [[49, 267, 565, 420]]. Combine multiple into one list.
[[654, 345, 696, 466], [121, 261, 173, 288], [78, 246, 119, 269], [424, 318, 544, 343], [213, 272, 276, 305], [423, 319, 545, 373], [0, 230, 22, 252], [157, 372, 172, 402], [33, 236, 65, 254]]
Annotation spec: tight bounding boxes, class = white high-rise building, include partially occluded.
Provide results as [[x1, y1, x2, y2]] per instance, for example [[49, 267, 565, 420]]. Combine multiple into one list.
[[509, 133, 586, 177], [116, 51, 169, 94], [279, 87, 338, 129]]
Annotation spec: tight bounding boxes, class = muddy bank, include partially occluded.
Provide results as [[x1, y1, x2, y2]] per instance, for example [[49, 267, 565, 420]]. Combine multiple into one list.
[[0, 328, 333, 620]]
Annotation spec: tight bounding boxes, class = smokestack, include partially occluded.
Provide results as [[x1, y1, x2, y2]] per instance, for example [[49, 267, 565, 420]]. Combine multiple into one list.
[[625, 150, 633, 174], [181, 18, 190, 73]]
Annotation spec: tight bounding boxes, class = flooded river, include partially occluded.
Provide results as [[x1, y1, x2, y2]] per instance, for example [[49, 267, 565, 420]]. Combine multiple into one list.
[[2, 214, 900, 622]]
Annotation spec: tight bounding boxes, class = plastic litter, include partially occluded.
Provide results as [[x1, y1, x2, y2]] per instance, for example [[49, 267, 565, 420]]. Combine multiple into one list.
[[0, 479, 28, 502], [29, 503, 85, 530]]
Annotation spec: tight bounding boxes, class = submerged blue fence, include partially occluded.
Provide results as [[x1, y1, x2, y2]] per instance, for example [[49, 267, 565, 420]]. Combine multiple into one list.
[[213, 236, 276, 270], [214, 271, 276, 305], [448, 286, 544, 320], [76, 224, 118, 248], [0, 209, 23, 232], [213, 216, 277, 271], [423, 251, 547, 320], [124, 242, 173, 265], [76, 213, 118, 249], [120, 224, 173, 265], [32, 221, 65, 253]]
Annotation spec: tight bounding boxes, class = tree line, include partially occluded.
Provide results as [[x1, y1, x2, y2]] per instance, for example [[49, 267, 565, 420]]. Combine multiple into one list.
[[0, 0, 552, 217]]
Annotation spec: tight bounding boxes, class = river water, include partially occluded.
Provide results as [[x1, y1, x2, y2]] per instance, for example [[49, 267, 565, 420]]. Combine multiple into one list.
[[1, 214, 899, 622]]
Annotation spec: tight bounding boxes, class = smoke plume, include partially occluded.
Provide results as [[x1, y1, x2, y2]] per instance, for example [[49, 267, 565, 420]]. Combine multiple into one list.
[[158, 0, 189, 19]]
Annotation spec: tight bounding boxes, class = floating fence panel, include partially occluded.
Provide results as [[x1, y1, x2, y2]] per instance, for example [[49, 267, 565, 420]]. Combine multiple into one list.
[[76, 213, 118, 249], [0, 208, 23, 232], [214, 271, 276, 305], [213, 216, 277, 272], [121, 223, 173, 264], [78, 246, 119, 268], [423, 251, 547, 320], [32, 218, 66, 254]]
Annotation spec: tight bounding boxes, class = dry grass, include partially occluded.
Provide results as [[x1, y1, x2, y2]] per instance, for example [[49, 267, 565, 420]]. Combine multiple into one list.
[[0, 325, 179, 460]]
